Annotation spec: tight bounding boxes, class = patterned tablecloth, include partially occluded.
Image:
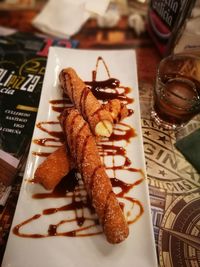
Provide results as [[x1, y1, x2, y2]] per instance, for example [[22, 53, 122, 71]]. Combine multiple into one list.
[[139, 81, 200, 267]]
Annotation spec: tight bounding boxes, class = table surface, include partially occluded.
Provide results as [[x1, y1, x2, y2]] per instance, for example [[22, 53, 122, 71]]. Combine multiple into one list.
[[0, 6, 200, 267]]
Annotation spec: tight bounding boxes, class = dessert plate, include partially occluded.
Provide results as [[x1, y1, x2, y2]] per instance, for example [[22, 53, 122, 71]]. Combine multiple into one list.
[[2, 48, 157, 267]]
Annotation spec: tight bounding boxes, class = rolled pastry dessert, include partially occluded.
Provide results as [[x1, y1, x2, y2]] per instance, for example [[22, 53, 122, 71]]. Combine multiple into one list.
[[104, 99, 129, 123], [34, 144, 72, 190], [59, 68, 113, 137], [60, 108, 129, 244], [34, 100, 129, 190]]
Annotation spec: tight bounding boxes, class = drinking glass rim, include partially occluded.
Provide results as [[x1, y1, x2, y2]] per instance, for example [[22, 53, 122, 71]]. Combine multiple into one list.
[[157, 53, 200, 79], [159, 53, 200, 68]]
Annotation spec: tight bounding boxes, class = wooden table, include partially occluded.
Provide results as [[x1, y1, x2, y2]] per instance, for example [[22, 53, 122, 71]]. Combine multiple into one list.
[[0, 7, 200, 267]]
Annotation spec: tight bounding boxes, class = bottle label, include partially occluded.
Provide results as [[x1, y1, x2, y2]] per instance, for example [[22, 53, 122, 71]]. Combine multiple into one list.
[[151, 0, 182, 30], [147, 0, 189, 55]]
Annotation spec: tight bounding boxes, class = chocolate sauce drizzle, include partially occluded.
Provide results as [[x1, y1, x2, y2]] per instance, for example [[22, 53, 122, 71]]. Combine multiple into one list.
[[13, 57, 144, 239]]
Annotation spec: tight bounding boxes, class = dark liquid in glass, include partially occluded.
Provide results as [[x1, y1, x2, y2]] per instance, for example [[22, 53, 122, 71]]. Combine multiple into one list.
[[152, 55, 200, 130], [154, 74, 200, 126]]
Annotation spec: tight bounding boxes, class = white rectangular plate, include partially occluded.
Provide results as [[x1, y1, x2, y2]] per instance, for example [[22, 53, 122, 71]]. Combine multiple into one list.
[[3, 48, 157, 267]]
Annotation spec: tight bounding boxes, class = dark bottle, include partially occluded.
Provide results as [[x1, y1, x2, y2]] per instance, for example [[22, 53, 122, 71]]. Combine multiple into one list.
[[147, 0, 196, 56]]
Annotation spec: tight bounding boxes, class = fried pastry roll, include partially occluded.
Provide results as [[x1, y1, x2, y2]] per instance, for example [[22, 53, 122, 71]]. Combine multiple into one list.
[[60, 108, 129, 244], [34, 100, 129, 191], [34, 144, 72, 190], [104, 99, 129, 123], [59, 68, 113, 137]]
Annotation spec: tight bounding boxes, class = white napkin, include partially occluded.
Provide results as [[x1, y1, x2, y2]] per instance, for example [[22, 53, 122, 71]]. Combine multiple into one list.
[[32, 0, 110, 38]]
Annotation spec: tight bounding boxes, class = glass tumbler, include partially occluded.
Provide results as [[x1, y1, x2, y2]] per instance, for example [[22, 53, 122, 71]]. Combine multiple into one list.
[[151, 53, 200, 130]]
